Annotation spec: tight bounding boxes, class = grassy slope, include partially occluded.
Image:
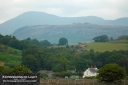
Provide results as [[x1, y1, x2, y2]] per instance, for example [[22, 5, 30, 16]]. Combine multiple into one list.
[[0, 44, 22, 66], [86, 42, 128, 52]]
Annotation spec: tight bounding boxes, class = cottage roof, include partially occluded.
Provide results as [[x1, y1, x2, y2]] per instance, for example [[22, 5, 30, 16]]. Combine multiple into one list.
[[87, 68, 98, 73]]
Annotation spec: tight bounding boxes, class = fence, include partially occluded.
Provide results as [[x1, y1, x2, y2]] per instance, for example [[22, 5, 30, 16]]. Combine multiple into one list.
[[40, 79, 128, 85]]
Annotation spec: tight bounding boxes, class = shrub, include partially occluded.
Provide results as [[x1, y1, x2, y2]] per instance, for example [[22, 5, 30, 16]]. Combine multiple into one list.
[[97, 63, 126, 82]]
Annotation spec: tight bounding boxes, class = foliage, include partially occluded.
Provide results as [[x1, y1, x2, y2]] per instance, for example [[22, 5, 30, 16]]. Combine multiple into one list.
[[0, 35, 28, 50], [52, 56, 70, 72], [93, 35, 109, 42], [11, 65, 32, 73], [22, 48, 48, 72], [22, 54, 40, 73], [40, 40, 51, 46], [39, 72, 48, 79], [0, 66, 11, 73], [21, 46, 128, 75], [0, 34, 52, 50], [0, 34, 128, 76], [0, 65, 32, 73], [97, 63, 126, 82], [118, 35, 128, 40], [59, 37, 68, 45], [54, 71, 72, 78]]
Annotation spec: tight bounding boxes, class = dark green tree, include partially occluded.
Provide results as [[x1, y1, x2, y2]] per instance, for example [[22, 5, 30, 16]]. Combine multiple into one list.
[[58, 56, 69, 71], [22, 54, 40, 73], [97, 63, 126, 82], [93, 35, 109, 42], [40, 40, 51, 46], [52, 64, 61, 72], [58, 37, 68, 45]]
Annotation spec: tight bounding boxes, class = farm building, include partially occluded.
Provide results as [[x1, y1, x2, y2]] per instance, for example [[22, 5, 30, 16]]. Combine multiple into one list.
[[83, 66, 98, 78]]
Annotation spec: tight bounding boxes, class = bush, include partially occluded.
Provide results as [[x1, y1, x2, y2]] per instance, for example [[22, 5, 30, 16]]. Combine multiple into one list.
[[39, 72, 48, 79], [97, 63, 126, 82], [0, 66, 10, 73], [54, 71, 71, 78], [11, 65, 32, 73]]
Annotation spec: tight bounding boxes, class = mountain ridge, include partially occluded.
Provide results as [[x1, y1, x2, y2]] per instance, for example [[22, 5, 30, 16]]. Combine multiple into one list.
[[12, 23, 128, 44], [0, 11, 128, 35]]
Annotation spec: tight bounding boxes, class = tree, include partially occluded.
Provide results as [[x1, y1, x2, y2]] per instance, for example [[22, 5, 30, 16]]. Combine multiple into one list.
[[58, 37, 68, 45], [118, 35, 128, 40], [22, 54, 40, 73], [93, 35, 109, 42], [52, 64, 61, 72], [53, 56, 69, 72], [97, 63, 126, 82], [40, 40, 51, 46]]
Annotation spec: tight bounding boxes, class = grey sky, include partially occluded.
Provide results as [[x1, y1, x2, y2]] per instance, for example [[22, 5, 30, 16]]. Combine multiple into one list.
[[0, 0, 128, 23]]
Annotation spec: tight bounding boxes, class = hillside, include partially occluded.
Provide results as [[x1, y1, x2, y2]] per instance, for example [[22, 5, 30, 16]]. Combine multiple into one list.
[[12, 23, 128, 44], [0, 11, 128, 35], [0, 43, 22, 67]]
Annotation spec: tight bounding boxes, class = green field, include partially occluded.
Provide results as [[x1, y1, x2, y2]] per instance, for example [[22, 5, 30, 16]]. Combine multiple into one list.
[[0, 53, 22, 66], [86, 42, 128, 52], [0, 44, 22, 66]]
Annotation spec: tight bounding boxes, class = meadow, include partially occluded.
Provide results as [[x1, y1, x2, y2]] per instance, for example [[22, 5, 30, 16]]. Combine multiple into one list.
[[85, 42, 128, 52]]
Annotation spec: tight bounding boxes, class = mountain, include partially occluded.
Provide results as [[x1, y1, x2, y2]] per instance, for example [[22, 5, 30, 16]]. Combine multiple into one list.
[[0, 11, 128, 35], [12, 23, 128, 44]]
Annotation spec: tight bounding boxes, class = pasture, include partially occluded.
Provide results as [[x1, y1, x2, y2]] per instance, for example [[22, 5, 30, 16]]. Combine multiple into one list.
[[0, 44, 22, 66], [0, 53, 22, 66], [85, 42, 128, 52]]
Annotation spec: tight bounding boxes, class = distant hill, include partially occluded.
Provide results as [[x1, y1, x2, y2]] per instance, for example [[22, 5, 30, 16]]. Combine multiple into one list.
[[0, 11, 128, 35], [12, 23, 128, 44]]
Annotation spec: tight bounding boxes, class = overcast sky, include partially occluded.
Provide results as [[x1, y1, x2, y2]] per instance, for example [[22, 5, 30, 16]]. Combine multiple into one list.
[[0, 0, 128, 24]]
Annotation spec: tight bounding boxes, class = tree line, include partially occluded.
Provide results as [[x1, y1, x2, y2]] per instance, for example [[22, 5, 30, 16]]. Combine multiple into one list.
[[22, 46, 128, 74], [93, 35, 112, 42], [0, 34, 68, 50], [93, 34, 128, 42]]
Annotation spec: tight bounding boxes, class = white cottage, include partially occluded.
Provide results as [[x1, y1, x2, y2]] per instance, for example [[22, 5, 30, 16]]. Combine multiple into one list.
[[83, 66, 98, 78]]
